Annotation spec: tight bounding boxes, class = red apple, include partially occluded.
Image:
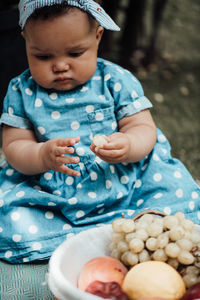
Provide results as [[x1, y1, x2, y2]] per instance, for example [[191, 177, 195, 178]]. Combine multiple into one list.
[[181, 283, 200, 300]]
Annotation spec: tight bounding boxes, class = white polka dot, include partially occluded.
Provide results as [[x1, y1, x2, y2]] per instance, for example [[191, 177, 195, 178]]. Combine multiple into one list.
[[5, 251, 12, 258], [79, 162, 84, 170], [106, 180, 112, 189], [66, 233, 75, 239], [35, 98, 43, 107], [71, 121, 80, 130], [158, 134, 166, 143], [114, 82, 122, 92], [164, 207, 171, 215], [11, 212, 20, 221], [137, 199, 144, 206], [53, 190, 61, 196], [0, 200, 4, 207], [189, 201, 195, 210], [45, 211, 54, 219], [197, 211, 200, 220], [161, 148, 168, 155], [95, 156, 103, 164], [174, 171, 182, 178], [97, 203, 104, 208], [51, 111, 60, 119], [0, 227, 3, 233], [77, 183, 82, 188], [66, 97, 75, 103], [120, 176, 129, 184], [95, 112, 104, 121], [23, 258, 29, 262], [110, 165, 115, 174], [135, 179, 142, 188], [90, 172, 98, 181], [141, 164, 148, 171], [88, 192, 97, 198], [107, 211, 115, 216], [176, 189, 183, 198], [29, 225, 38, 234], [12, 234, 22, 242], [117, 192, 123, 199], [111, 121, 117, 130], [76, 147, 85, 156], [127, 210, 135, 216], [86, 105, 94, 113], [154, 193, 163, 199], [6, 169, 14, 176], [48, 202, 56, 206], [25, 88, 33, 95], [153, 154, 160, 161], [63, 223, 72, 230], [65, 176, 74, 185], [192, 191, 199, 199], [104, 74, 111, 81], [116, 67, 124, 74], [32, 242, 42, 251], [153, 173, 162, 182], [68, 197, 78, 205], [99, 95, 106, 100], [44, 172, 53, 180], [80, 86, 88, 92], [76, 210, 85, 218], [98, 208, 105, 214], [49, 92, 57, 100], [37, 126, 46, 135], [8, 107, 14, 115], [133, 101, 141, 109], [93, 76, 101, 80], [16, 191, 25, 198], [12, 84, 18, 91], [131, 90, 138, 98]]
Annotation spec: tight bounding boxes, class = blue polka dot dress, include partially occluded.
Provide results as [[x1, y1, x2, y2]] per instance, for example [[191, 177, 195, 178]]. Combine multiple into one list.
[[0, 58, 199, 263]]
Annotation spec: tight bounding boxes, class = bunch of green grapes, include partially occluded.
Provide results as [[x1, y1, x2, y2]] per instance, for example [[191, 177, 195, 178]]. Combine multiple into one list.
[[109, 212, 200, 288]]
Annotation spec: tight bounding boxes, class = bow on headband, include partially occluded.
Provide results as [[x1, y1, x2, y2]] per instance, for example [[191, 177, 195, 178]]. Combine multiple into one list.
[[18, 0, 120, 31]]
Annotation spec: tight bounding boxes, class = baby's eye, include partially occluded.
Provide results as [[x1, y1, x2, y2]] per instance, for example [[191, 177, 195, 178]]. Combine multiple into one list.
[[36, 55, 50, 60], [69, 51, 84, 58]]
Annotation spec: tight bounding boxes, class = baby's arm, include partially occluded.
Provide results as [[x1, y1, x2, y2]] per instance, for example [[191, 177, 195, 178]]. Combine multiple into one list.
[[2, 125, 81, 176], [90, 109, 157, 163]]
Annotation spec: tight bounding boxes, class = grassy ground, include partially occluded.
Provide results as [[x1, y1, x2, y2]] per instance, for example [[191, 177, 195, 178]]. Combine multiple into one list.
[[141, 0, 200, 180], [120, 0, 200, 180]]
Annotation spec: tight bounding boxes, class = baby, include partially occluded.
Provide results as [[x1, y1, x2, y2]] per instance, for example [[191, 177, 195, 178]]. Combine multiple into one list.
[[0, 0, 199, 263]]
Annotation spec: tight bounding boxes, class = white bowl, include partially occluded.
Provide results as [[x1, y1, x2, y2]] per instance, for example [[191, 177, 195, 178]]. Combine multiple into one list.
[[48, 225, 113, 300], [48, 223, 200, 300]]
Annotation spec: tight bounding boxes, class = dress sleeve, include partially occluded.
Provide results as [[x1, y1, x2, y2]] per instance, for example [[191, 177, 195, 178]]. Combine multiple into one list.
[[109, 66, 153, 121], [0, 76, 32, 129]]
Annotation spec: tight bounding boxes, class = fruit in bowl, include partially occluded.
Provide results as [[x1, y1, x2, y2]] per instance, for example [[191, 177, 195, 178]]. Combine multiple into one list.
[[122, 261, 186, 300], [78, 256, 128, 291]]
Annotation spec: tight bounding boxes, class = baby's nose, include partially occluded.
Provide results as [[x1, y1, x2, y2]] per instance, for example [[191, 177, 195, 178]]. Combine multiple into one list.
[[52, 60, 69, 73]]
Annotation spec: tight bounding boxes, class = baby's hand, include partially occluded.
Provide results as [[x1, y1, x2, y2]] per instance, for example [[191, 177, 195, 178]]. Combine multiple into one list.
[[40, 137, 81, 176], [90, 132, 131, 163]]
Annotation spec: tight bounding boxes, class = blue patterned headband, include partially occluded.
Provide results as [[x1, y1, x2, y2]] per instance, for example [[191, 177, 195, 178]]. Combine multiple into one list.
[[18, 0, 120, 31]]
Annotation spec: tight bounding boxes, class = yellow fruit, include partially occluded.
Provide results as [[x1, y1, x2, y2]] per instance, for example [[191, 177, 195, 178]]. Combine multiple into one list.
[[122, 261, 186, 300]]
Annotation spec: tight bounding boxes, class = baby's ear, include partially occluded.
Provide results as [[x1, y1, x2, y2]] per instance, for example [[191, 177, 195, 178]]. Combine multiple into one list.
[[96, 26, 104, 44], [21, 31, 25, 38]]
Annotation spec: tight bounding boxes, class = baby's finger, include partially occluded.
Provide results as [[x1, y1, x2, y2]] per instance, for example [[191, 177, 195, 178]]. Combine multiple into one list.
[[55, 146, 75, 156], [58, 165, 81, 177], [55, 155, 80, 165], [56, 137, 80, 147]]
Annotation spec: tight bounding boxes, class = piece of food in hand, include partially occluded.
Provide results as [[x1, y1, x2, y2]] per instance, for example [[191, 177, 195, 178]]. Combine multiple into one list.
[[122, 261, 186, 300], [93, 135, 107, 147], [77, 256, 128, 291], [85, 280, 129, 300], [181, 283, 200, 300]]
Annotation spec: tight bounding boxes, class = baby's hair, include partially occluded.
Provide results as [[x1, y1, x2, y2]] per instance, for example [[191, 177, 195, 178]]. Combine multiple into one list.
[[26, 2, 97, 30]]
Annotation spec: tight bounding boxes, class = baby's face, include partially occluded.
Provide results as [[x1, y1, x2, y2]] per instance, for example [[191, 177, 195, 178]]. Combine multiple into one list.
[[23, 9, 103, 91]]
